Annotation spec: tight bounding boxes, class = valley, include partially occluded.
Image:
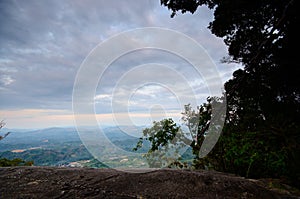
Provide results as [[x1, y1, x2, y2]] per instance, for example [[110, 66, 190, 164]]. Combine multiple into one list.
[[0, 126, 147, 168]]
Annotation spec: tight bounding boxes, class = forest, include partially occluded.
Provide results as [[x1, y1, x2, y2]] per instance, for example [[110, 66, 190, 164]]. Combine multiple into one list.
[[133, 0, 300, 188]]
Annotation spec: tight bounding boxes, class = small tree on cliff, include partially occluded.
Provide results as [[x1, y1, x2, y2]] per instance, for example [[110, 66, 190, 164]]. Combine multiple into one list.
[[0, 120, 10, 141], [0, 120, 33, 166]]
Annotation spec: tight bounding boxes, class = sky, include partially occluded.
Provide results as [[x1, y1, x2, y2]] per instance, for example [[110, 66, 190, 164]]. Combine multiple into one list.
[[0, 0, 241, 129]]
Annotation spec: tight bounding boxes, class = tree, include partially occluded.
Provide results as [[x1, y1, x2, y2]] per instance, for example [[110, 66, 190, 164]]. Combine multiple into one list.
[[161, 1, 299, 101], [133, 97, 223, 169], [161, 0, 299, 109], [0, 158, 33, 167], [0, 121, 34, 167], [133, 118, 187, 168], [160, 0, 300, 187], [0, 120, 10, 141]]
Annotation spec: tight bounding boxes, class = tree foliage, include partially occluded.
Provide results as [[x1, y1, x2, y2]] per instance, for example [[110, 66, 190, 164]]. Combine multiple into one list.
[[140, 0, 300, 187], [133, 118, 188, 168], [0, 158, 33, 167], [133, 97, 223, 169]]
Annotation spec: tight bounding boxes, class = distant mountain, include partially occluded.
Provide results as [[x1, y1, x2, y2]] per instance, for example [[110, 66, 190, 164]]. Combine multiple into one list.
[[0, 127, 80, 150], [0, 126, 144, 146], [0, 126, 147, 167], [102, 126, 144, 141]]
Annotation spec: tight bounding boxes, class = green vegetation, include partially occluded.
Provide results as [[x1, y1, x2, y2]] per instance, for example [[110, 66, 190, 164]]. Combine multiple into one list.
[[0, 120, 34, 167], [0, 127, 145, 168], [0, 143, 92, 166], [134, 118, 186, 167], [134, 0, 300, 188], [0, 158, 33, 167], [133, 98, 220, 168]]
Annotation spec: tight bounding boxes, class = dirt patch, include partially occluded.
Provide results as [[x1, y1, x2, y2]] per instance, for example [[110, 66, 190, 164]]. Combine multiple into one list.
[[0, 166, 299, 198]]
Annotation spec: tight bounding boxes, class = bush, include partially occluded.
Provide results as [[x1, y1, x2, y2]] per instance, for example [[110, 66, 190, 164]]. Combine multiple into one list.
[[0, 158, 34, 167]]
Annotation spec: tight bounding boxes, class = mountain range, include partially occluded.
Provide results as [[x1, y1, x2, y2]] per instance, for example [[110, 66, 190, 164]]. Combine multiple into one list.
[[0, 126, 145, 167]]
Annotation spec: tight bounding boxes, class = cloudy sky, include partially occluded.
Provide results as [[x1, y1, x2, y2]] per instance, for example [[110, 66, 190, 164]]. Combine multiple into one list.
[[0, 0, 241, 129]]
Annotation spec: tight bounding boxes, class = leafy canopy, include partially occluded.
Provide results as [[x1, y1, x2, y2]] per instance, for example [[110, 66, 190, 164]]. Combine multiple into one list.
[[137, 0, 300, 187]]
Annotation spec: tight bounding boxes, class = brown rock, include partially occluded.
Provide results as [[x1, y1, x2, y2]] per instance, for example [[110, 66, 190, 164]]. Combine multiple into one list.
[[0, 166, 299, 199]]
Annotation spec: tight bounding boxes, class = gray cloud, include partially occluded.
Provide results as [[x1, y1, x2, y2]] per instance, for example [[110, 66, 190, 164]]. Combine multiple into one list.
[[0, 0, 240, 118]]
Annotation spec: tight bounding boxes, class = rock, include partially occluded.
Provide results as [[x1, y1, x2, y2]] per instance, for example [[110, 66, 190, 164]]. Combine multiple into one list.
[[0, 166, 299, 199]]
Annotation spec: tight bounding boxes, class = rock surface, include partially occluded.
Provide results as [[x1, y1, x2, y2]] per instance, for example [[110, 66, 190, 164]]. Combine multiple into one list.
[[0, 166, 299, 199]]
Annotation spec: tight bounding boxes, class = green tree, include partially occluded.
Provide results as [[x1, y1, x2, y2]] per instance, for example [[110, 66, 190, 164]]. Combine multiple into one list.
[[181, 97, 225, 169], [133, 118, 187, 168], [160, 0, 300, 187], [134, 97, 223, 169], [0, 158, 33, 167]]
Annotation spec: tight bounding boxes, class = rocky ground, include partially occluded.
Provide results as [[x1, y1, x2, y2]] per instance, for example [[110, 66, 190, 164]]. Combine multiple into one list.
[[0, 166, 299, 199]]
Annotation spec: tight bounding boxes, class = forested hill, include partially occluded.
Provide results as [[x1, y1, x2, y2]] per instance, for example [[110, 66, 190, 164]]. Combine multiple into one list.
[[0, 127, 142, 167]]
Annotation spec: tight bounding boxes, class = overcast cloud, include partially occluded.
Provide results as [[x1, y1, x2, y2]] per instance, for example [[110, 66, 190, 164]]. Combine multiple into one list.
[[0, 0, 241, 128]]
